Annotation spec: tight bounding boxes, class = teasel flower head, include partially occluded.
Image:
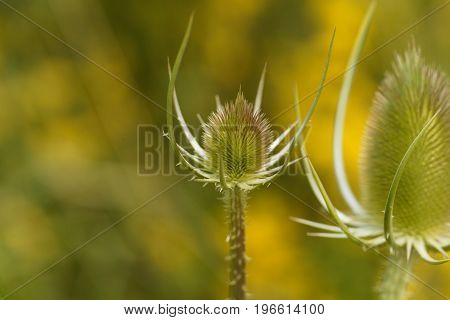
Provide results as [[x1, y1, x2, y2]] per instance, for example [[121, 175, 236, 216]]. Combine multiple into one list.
[[166, 15, 335, 192], [202, 92, 274, 189], [292, 1, 449, 265]]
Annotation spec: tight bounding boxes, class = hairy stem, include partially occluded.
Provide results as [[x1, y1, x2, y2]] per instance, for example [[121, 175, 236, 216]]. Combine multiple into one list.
[[227, 187, 247, 300], [378, 251, 414, 299]]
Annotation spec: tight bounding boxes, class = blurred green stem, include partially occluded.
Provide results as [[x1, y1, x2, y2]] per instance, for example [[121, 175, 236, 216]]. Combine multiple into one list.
[[227, 187, 247, 300], [378, 251, 414, 299]]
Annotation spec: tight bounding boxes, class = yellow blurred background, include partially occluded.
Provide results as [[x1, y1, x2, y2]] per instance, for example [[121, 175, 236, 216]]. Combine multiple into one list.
[[0, 0, 449, 299]]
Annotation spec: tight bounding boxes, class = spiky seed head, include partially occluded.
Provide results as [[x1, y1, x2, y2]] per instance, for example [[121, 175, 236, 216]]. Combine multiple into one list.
[[360, 47, 450, 242], [203, 92, 273, 186]]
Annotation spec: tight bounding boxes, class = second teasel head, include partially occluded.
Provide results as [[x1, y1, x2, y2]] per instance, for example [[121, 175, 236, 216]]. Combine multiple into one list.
[[291, 2, 449, 264], [294, 44, 450, 263], [360, 47, 450, 256]]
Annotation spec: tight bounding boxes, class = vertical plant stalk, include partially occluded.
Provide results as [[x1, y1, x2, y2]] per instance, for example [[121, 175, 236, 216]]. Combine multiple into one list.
[[378, 251, 415, 299], [227, 187, 247, 300]]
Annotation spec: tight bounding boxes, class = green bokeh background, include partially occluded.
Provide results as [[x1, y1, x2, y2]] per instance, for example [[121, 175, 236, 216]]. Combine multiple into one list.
[[0, 0, 449, 299]]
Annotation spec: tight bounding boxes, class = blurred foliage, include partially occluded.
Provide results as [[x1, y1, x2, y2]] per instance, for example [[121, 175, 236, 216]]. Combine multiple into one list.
[[0, 0, 449, 299]]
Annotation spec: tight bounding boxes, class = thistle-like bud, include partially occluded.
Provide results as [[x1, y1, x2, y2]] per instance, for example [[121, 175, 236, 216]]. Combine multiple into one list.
[[167, 15, 334, 193], [203, 92, 273, 187]]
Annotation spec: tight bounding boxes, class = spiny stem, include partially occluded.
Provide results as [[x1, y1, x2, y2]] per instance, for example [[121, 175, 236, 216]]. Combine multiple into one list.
[[378, 250, 414, 299], [227, 187, 247, 300]]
